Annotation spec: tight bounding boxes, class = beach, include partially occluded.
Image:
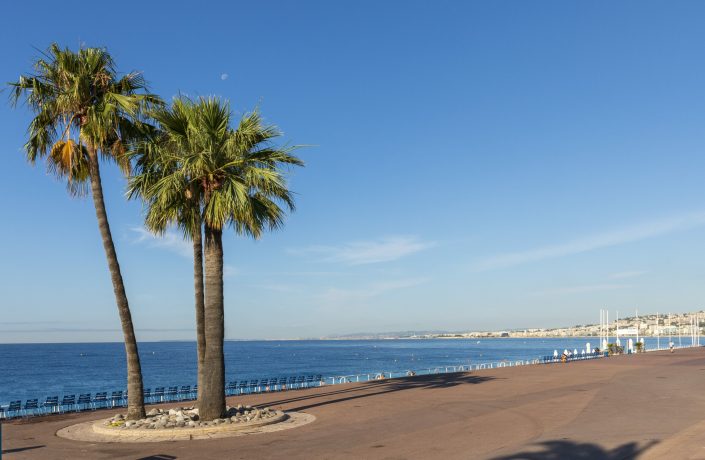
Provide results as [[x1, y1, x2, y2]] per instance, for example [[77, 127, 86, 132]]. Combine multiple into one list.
[[3, 346, 704, 459]]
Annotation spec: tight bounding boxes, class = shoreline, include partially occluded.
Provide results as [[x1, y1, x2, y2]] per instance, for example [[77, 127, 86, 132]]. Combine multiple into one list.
[[0, 335, 675, 345]]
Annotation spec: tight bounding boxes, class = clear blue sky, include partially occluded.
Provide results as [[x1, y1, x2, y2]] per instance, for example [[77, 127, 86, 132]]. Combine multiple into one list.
[[2, 1, 705, 343]]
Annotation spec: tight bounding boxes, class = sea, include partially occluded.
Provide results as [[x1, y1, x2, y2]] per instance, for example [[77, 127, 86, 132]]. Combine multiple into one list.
[[0, 337, 671, 404]]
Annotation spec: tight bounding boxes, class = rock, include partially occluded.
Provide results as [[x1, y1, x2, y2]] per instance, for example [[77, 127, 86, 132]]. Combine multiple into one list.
[[168, 409, 178, 416], [147, 409, 159, 416], [125, 421, 135, 428]]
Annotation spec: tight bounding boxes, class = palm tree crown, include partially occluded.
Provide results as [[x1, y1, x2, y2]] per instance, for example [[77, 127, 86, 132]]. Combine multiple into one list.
[[10, 43, 161, 193], [131, 96, 302, 236]]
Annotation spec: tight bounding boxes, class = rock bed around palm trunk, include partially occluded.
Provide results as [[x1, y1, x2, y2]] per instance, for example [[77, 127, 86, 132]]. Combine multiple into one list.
[[106, 405, 279, 430]]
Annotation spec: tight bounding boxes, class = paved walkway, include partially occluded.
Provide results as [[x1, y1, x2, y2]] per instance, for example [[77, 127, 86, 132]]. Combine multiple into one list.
[[3, 347, 705, 459]]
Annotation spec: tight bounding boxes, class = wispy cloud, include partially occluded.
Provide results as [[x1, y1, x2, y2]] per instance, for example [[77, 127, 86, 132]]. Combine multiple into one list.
[[531, 283, 631, 296], [224, 265, 239, 277], [258, 283, 302, 293], [291, 236, 435, 265], [609, 270, 646, 280], [472, 211, 705, 271], [317, 277, 429, 304], [131, 227, 191, 258]]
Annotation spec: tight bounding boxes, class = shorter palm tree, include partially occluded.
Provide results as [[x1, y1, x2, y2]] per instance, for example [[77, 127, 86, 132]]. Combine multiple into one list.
[[128, 99, 207, 402]]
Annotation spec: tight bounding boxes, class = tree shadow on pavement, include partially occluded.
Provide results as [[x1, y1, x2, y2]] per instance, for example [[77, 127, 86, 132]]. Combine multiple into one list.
[[136, 455, 177, 460], [1, 445, 45, 454], [491, 439, 659, 460], [251, 373, 495, 412]]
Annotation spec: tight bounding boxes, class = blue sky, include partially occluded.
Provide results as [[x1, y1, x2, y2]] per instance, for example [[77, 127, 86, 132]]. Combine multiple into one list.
[[2, 1, 705, 342]]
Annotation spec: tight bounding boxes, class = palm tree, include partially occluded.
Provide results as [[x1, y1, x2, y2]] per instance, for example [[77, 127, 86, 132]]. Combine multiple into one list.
[[127, 99, 207, 404], [131, 96, 303, 420], [9, 44, 161, 420]]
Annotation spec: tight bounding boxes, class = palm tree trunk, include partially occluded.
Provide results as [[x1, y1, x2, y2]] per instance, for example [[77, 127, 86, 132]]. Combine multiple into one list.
[[199, 224, 226, 420], [193, 224, 206, 404], [87, 147, 146, 420]]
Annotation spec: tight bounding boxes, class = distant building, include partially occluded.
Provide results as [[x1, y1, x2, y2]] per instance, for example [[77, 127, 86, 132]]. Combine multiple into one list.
[[616, 328, 638, 336]]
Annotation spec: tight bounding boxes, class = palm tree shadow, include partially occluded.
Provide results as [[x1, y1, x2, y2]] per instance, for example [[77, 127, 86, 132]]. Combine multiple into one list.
[[491, 439, 658, 460], [238, 373, 496, 412], [1, 445, 45, 454]]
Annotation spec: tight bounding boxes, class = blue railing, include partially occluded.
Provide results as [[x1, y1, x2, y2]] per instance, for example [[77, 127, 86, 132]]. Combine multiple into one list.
[[0, 373, 326, 419]]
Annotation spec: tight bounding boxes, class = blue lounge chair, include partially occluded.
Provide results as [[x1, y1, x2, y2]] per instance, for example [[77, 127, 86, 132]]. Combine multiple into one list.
[[237, 381, 247, 394], [23, 399, 39, 416], [93, 392, 108, 409], [226, 382, 237, 396], [154, 387, 165, 402], [77, 394, 92, 411], [60, 394, 76, 413], [7, 401, 21, 418], [110, 391, 123, 408], [167, 386, 178, 402], [179, 385, 191, 401], [42, 396, 59, 414], [143, 388, 152, 404]]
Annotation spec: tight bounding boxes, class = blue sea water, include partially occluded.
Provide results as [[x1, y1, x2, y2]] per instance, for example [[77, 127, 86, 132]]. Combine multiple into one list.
[[0, 337, 669, 404]]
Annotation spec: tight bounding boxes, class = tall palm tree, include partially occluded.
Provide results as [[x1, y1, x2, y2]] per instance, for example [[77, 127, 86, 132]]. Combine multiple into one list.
[[131, 96, 303, 420], [9, 44, 161, 420]]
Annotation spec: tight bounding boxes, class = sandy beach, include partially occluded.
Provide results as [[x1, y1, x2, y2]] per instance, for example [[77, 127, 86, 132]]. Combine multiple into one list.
[[3, 347, 704, 459]]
